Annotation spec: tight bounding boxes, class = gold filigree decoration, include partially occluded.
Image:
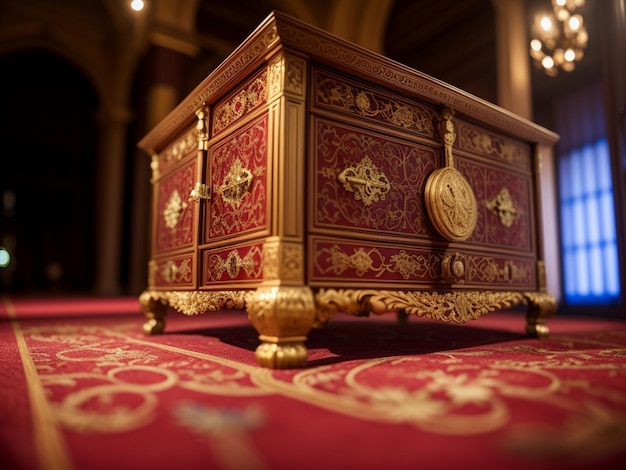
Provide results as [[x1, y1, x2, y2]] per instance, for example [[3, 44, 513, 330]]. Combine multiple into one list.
[[270, 54, 305, 97], [218, 159, 253, 208], [467, 257, 531, 284], [317, 244, 440, 281], [284, 55, 304, 95], [150, 153, 160, 180], [207, 247, 262, 281], [213, 70, 267, 134], [315, 70, 437, 136], [338, 156, 390, 206], [142, 290, 248, 316], [262, 241, 303, 282], [195, 105, 209, 149], [315, 289, 527, 325], [159, 128, 197, 171], [486, 188, 519, 227], [161, 258, 193, 284], [458, 121, 530, 168], [163, 189, 188, 230], [441, 107, 456, 167]]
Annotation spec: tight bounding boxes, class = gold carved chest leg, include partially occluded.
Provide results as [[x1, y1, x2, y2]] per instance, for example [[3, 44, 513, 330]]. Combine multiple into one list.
[[246, 286, 317, 369]]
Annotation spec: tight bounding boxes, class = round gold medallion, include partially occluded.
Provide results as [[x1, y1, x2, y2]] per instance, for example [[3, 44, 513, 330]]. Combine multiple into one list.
[[424, 167, 477, 241]]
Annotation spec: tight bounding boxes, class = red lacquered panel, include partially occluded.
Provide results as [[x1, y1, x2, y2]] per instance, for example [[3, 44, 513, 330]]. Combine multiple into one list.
[[455, 119, 531, 171], [310, 237, 442, 285], [313, 118, 437, 238], [458, 157, 534, 253], [207, 114, 269, 241], [202, 242, 264, 285], [153, 253, 195, 289], [212, 68, 268, 136], [155, 159, 196, 253]]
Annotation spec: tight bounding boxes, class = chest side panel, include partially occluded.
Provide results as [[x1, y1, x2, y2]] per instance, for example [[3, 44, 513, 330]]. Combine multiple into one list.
[[457, 157, 534, 253], [154, 158, 197, 254]]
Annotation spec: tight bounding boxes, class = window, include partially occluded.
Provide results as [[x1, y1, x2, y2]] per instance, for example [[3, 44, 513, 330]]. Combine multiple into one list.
[[559, 138, 621, 304], [554, 82, 622, 308]]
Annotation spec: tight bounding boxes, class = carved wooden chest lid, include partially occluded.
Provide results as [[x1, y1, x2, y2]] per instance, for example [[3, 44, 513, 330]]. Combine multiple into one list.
[[139, 10, 558, 154]]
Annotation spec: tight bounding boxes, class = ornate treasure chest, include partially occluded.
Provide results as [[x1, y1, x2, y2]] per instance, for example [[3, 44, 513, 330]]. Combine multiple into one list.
[[139, 11, 558, 369]]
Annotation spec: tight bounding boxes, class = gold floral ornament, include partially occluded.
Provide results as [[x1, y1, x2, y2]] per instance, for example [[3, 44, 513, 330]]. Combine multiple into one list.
[[486, 188, 519, 227], [163, 189, 187, 230], [338, 155, 391, 206], [218, 158, 253, 208]]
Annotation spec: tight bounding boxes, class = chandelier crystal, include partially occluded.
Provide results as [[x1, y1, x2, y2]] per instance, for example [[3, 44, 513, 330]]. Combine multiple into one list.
[[529, 0, 588, 76]]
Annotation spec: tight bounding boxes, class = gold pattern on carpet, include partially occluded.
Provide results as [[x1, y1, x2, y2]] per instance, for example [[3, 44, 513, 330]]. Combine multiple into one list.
[[16, 322, 626, 464]]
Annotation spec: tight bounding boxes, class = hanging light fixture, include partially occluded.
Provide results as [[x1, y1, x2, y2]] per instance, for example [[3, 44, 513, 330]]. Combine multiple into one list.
[[529, 0, 588, 76]]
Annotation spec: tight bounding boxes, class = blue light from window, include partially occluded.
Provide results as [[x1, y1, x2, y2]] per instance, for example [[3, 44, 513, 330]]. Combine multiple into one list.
[[559, 138, 621, 304]]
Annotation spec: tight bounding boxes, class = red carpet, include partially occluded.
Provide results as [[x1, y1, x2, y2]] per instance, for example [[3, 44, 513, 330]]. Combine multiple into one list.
[[1, 296, 625, 470]]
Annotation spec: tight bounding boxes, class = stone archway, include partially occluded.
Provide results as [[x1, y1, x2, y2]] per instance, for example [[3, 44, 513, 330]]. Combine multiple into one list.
[[0, 50, 98, 293]]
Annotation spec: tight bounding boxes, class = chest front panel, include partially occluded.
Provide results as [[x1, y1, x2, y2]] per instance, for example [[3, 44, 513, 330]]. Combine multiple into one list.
[[312, 117, 438, 240]]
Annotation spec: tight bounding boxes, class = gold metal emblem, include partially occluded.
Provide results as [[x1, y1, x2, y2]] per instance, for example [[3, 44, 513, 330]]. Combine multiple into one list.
[[218, 158, 253, 208], [486, 188, 519, 227], [338, 155, 391, 206], [424, 108, 478, 241]]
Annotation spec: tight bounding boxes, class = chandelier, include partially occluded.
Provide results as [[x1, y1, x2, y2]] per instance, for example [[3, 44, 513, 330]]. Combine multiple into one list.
[[529, 0, 588, 76]]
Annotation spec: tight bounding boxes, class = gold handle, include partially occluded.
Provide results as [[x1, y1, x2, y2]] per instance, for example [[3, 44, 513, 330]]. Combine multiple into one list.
[[338, 155, 391, 206], [218, 158, 253, 208], [441, 252, 465, 284], [189, 183, 211, 202]]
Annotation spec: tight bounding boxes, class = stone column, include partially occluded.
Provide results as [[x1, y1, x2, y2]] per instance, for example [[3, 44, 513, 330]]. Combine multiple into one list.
[[491, 0, 533, 119], [127, 43, 196, 294], [93, 106, 133, 296]]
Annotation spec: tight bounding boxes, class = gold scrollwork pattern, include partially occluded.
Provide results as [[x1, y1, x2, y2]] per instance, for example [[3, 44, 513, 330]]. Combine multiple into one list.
[[218, 159, 254, 208], [158, 127, 197, 174], [486, 188, 519, 227], [316, 244, 440, 281], [270, 54, 305, 97], [207, 247, 262, 282], [161, 258, 193, 284], [315, 289, 527, 325], [457, 121, 530, 168], [466, 257, 532, 285], [338, 156, 391, 206], [314, 70, 437, 137], [141, 290, 248, 317], [163, 189, 188, 230], [213, 69, 267, 135]]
